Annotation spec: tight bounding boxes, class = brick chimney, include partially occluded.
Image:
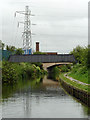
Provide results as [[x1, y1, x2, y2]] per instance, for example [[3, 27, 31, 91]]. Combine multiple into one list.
[[36, 42, 39, 52]]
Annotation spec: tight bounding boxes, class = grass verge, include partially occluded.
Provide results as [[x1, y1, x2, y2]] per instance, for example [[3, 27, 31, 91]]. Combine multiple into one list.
[[68, 64, 89, 84], [59, 73, 90, 93]]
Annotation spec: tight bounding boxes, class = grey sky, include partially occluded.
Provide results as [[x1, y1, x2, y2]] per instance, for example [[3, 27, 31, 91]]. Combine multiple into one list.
[[0, 0, 89, 53]]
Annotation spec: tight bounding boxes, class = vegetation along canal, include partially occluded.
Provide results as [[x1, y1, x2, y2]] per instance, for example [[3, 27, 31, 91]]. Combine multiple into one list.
[[2, 76, 90, 118], [1, 44, 90, 118]]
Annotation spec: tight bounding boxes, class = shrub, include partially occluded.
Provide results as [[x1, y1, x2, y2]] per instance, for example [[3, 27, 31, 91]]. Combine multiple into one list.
[[2, 61, 45, 84], [2, 61, 18, 84], [60, 65, 69, 72], [33, 51, 46, 55], [70, 45, 88, 67], [15, 48, 24, 55], [50, 66, 60, 80]]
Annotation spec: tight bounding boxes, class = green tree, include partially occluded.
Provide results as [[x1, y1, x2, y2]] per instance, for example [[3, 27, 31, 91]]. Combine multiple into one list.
[[15, 48, 24, 55], [70, 45, 88, 66], [0, 40, 2, 49], [50, 66, 60, 80], [6, 45, 16, 52], [2, 43, 5, 50]]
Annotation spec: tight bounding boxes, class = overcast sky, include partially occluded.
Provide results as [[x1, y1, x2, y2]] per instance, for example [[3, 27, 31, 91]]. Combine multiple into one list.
[[0, 0, 89, 53]]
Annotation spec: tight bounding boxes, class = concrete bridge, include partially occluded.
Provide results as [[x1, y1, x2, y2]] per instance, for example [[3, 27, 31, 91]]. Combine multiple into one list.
[[43, 62, 73, 70], [8, 54, 76, 69]]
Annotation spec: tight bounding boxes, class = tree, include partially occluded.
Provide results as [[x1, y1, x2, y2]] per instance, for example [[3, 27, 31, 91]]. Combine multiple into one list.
[[6, 45, 16, 52], [2, 43, 5, 50], [70, 45, 88, 66], [0, 40, 2, 49], [15, 48, 24, 55]]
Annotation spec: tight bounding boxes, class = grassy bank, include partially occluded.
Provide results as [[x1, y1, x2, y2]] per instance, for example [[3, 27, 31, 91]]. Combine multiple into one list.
[[48, 64, 89, 92], [68, 64, 88, 84], [59, 73, 89, 92], [2, 61, 46, 84]]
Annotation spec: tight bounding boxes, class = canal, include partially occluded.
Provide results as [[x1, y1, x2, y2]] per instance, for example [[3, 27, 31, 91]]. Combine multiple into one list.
[[1, 76, 90, 118]]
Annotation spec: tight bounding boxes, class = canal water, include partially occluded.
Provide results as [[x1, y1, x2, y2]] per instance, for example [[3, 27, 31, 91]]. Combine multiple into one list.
[[1, 76, 90, 118]]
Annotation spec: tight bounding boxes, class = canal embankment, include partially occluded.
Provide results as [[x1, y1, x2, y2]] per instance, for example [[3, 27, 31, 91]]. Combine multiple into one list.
[[59, 73, 90, 107]]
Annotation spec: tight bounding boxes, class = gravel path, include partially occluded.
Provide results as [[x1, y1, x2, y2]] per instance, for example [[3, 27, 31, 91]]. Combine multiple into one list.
[[64, 73, 90, 86]]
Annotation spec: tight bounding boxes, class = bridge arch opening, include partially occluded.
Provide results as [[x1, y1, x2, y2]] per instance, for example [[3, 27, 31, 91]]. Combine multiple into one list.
[[42, 62, 73, 70]]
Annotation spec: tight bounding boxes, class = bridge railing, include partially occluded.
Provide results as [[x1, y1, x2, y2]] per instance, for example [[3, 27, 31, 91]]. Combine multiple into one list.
[[8, 54, 76, 63]]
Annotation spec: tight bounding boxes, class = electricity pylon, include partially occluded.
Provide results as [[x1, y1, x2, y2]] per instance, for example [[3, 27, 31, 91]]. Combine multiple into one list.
[[15, 6, 34, 54]]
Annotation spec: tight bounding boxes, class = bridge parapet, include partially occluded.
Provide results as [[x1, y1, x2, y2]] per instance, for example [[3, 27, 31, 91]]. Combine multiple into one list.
[[8, 54, 76, 63]]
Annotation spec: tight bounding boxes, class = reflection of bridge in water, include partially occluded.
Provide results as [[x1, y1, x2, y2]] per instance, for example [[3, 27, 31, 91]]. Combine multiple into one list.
[[8, 54, 76, 69]]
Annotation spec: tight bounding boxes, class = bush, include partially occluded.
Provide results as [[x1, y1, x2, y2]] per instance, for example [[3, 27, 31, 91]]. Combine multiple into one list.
[[2, 61, 45, 84], [2, 61, 18, 84], [50, 66, 60, 80], [60, 65, 69, 72], [33, 51, 47, 55], [15, 48, 24, 55], [70, 45, 88, 67], [32, 62, 43, 69]]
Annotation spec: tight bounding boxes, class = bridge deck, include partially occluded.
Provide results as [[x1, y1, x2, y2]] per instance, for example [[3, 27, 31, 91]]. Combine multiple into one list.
[[8, 54, 76, 63]]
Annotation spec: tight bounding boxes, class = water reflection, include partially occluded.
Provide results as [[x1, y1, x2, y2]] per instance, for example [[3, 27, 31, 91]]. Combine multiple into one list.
[[2, 76, 89, 118]]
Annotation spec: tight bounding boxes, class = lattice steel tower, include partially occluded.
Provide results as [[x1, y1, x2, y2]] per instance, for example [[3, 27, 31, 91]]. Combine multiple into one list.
[[15, 6, 33, 54]]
